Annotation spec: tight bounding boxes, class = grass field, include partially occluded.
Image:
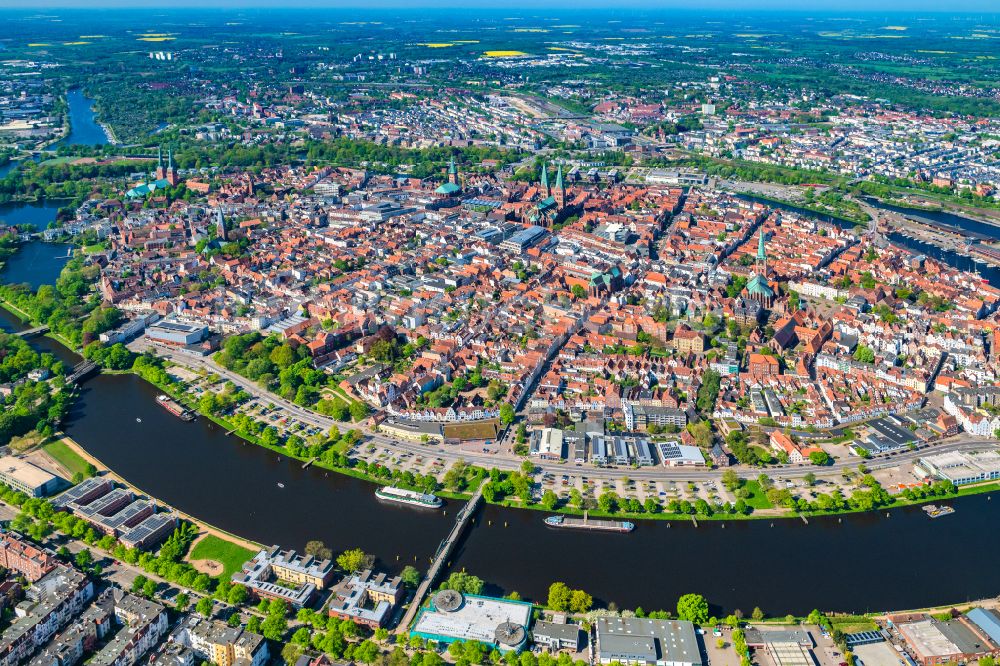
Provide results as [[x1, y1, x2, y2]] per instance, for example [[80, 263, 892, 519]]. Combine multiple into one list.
[[43, 440, 93, 478], [741, 480, 775, 510], [188, 535, 256, 580]]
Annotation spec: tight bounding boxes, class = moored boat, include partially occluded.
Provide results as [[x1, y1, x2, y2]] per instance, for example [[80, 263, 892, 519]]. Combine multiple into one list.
[[922, 504, 955, 518], [375, 486, 443, 509], [156, 394, 194, 421], [544, 513, 634, 533]]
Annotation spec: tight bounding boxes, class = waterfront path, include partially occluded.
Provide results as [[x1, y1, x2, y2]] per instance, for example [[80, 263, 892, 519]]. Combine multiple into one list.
[[140, 341, 995, 484], [395, 484, 485, 634]]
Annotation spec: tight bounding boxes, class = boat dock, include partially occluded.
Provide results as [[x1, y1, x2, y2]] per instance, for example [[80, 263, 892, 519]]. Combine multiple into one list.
[[302, 457, 317, 469], [394, 484, 484, 634]]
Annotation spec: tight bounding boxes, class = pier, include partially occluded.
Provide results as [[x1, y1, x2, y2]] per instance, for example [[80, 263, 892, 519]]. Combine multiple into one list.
[[395, 484, 484, 634], [302, 457, 317, 469]]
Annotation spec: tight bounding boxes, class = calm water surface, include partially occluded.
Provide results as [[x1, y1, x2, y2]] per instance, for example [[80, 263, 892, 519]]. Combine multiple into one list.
[[57, 374, 1000, 616], [55, 90, 111, 148]]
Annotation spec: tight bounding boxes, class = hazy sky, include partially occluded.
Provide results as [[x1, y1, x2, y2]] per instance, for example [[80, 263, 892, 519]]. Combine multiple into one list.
[[4, 0, 1000, 10]]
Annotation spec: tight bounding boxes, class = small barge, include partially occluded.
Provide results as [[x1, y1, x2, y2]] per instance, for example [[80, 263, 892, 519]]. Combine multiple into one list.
[[375, 486, 443, 509], [544, 513, 634, 533], [922, 504, 955, 519], [156, 394, 194, 422]]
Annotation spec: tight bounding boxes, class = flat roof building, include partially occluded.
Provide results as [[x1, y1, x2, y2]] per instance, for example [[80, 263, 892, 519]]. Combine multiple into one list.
[[595, 617, 702, 666], [915, 450, 1000, 486], [0, 456, 62, 498], [897, 617, 996, 666], [412, 591, 532, 652], [146, 320, 209, 347]]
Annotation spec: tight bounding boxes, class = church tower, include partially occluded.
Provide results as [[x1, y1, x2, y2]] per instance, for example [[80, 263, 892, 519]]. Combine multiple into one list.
[[155, 146, 166, 181], [216, 208, 227, 241], [756, 228, 768, 274], [554, 163, 566, 209], [540, 162, 550, 197], [166, 148, 180, 187], [448, 156, 458, 185]]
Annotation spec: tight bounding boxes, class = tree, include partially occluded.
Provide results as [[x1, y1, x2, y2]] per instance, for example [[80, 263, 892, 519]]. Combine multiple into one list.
[[809, 451, 831, 466], [853, 345, 876, 364], [803, 472, 817, 487], [571, 284, 587, 300], [547, 582, 572, 611], [752, 607, 765, 622], [442, 571, 485, 594], [353, 639, 380, 664], [74, 548, 93, 569], [305, 540, 333, 560], [401, 565, 422, 588], [721, 469, 741, 491], [175, 592, 190, 611], [337, 548, 374, 573], [541, 490, 558, 510], [499, 403, 515, 425], [569, 589, 593, 613], [676, 594, 710, 624], [228, 584, 248, 606], [350, 400, 371, 422], [196, 597, 214, 617]]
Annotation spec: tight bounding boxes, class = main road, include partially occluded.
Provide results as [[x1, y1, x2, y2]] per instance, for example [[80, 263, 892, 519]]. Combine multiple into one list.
[[136, 341, 993, 484]]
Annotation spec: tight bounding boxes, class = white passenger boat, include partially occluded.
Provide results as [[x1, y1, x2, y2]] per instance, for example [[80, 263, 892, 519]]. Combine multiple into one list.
[[375, 486, 443, 509]]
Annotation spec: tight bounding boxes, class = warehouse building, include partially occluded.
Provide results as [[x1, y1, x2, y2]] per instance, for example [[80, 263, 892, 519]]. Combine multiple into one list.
[[595, 617, 702, 666], [0, 456, 62, 498]]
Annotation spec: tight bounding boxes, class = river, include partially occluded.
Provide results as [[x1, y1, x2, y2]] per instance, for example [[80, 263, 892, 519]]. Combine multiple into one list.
[[55, 89, 111, 148], [51, 368, 1000, 616]]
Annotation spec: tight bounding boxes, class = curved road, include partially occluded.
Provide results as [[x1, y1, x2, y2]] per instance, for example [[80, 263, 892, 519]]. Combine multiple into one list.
[[141, 342, 994, 483]]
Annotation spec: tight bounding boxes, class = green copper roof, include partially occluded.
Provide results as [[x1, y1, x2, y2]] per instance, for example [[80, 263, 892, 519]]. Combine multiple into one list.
[[757, 230, 767, 261], [746, 273, 774, 297], [448, 156, 457, 175], [435, 182, 461, 195], [555, 164, 564, 190], [540, 162, 549, 190]]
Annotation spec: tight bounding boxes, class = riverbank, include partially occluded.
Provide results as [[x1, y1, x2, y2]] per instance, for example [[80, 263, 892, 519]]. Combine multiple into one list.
[[130, 356, 999, 525], [0, 298, 80, 353], [737, 190, 868, 225], [56, 433, 263, 554]]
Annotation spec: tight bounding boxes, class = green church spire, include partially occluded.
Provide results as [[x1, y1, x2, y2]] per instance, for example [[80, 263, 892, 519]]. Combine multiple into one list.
[[540, 162, 549, 195]]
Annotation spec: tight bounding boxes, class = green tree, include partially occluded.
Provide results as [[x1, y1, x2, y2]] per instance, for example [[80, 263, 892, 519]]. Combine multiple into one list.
[[196, 597, 214, 617], [336, 548, 374, 573], [547, 582, 572, 611], [676, 594, 710, 624]]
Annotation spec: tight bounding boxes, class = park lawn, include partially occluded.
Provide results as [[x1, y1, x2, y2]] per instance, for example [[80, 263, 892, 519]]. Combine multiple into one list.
[[741, 480, 774, 510], [188, 535, 256, 579], [43, 440, 92, 478]]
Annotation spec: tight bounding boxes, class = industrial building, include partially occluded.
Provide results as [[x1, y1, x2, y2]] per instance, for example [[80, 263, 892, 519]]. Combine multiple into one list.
[[145, 320, 209, 347], [595, 617, 703, 666], [0, 456, 62, 497], [914, 450, 1000, 486]]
